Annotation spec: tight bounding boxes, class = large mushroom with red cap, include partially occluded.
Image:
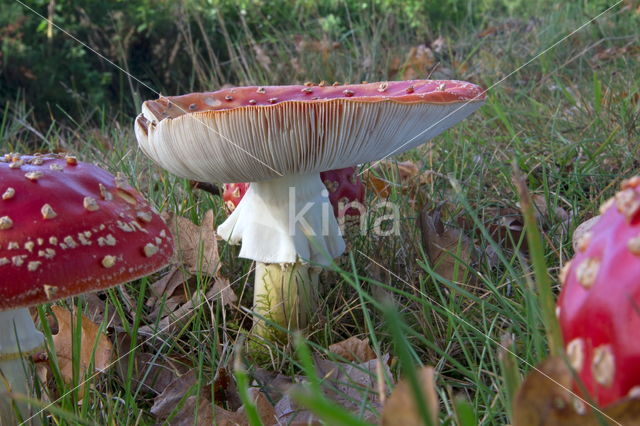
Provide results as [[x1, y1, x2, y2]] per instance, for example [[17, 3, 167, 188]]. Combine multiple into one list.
[[135, 80, 485, 340], [557, 176, 640, 407], [0, 153, 173, 421]]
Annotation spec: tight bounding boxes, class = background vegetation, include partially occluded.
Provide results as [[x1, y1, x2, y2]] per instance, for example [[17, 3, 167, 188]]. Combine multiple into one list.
[[1, 0, 639, 424]]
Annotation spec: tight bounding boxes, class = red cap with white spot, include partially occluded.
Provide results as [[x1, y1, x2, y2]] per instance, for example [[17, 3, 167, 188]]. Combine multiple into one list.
[[0, 153, 174, 310], [558, 176, 640, 406]]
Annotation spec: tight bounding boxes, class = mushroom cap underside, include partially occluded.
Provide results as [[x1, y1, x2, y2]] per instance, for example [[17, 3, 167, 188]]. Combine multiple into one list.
[[135, 80, 485, 183]]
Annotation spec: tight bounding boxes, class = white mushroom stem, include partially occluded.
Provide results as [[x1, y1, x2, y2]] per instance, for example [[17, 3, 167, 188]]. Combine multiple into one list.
[[218, 173, 345, 338], [218, 173, 345, 264], [0, 308, 45, 424]]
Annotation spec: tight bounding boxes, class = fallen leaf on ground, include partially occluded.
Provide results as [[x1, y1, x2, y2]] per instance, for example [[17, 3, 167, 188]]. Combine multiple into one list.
[[364, 160, 441, 200], [314, 354, 391, 422], [251, 367, 294, 403], [512, 357, 640, 425], [113, 333, 191, 397], [151, 370, 216, 424], [146, 265, 193, 321], [529, 194, 571, 227], [401, 45, 436, 80], [166, 210, 220, 276], [80, 292, 122, 330], [275, 390, 322, 425], [152, 370, 276, 426], [419, 205, 477, 283], [329, 336, 376, 363], [48, 306, 113, 394], [138, 276, 237, 337], [381, 366, 439, 426], [431, 36, 446, 54], [238, 388, 277, 425]]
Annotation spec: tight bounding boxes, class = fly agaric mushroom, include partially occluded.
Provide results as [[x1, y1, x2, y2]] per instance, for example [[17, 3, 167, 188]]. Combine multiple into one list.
[[0, 153, 173, 422], [223, 166, 365, 218], [135, 80, 484, 340], [557, 176, 640, 407], [222, 182, 250, 213]]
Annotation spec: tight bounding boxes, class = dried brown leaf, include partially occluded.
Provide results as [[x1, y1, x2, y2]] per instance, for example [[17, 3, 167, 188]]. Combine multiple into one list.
[[146, 266, 192, 321], [50, 306, 113, 393], [513, 357, 640, 425], [329, 336, 376, 363], [113, 333, 191, 396], [431, 36, 446, 54], [419, 206, 477, 283], [530, 194, 571, 225], [275, 391, 322, 425], [80, 292, 121, 330], [166, 210, 220, 276], [401, 45, 436, 80], [381, 366, 439, 426], [314, 354, 390, 421], [364, 160, 440, 200], [237, 388, 277, 425], [138, 276, 236, 337], [252, 367, 294, 403], [151, 370, 202, 420]]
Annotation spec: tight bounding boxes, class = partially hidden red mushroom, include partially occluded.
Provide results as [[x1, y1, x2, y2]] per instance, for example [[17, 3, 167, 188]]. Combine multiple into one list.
[[135, 80, 485, 340], [0, 153, 173, 422], [557, 176, 640, 407], [222, 182, 250, 213], [223, 166, 365, 218]]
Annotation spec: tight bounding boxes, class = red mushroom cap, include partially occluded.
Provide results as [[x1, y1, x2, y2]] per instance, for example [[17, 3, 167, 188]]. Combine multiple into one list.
[[222, 182, 250, 214], [135, 80, 485, 184], [223, 166, 365, 218], [137, 80, 485, 121], [557, 176, 640, 406], [321, 166, 365, 218], [0, 153, 174, 310]]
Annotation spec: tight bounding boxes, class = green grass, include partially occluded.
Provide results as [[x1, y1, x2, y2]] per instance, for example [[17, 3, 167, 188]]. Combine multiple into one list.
[[2, 0, 640, 424]]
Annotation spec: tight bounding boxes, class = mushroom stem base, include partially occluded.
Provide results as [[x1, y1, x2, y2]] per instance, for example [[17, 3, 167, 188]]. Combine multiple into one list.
[[0, 308, 45, 425], [252, 262, 320, 341]]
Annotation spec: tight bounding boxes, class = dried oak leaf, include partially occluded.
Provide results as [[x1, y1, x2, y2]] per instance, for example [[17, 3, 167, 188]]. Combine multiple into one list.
[[381, 366, 439, 426], [513, 357, 640, 426], [49, 306, 113, 390], [165, 209, 220, 276], [329, 336, 377, 363]]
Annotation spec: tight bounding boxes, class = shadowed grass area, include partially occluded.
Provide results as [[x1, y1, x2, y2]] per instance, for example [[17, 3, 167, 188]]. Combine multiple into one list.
[[1, 0, 639, 424]]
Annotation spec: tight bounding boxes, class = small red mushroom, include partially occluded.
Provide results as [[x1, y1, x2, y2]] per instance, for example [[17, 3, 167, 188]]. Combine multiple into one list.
[[223, 166, 365, 218], [557, 176, 640, 407], [0, 153, 173, 422], [222, 182, 250, 213]]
